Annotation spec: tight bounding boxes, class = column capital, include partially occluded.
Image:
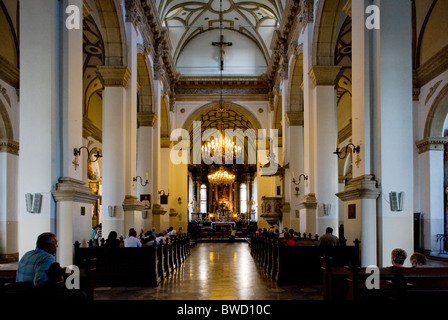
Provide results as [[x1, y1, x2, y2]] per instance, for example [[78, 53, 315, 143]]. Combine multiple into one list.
[[285, 111, 304, 126], [0, 139, 19, 155], [137, 111, 157, 127], [308, 65, 343, 86], [96, 66, 131, 88], [297, 193, 317, 210], [122, 195, 145, 212], [416, 137, 448, 154], [335, 175, 381, 202], [51, 177, 99, 203]]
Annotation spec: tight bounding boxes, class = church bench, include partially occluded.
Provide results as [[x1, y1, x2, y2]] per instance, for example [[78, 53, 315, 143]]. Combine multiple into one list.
[[74, 245, 160, 287], [74, 235, 191, 287], [325, 266, 448, 300], [250, 234, 360, 286]]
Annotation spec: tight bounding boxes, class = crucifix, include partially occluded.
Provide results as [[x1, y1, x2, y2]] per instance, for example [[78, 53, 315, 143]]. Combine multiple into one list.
[[212, 34, 232, 71]]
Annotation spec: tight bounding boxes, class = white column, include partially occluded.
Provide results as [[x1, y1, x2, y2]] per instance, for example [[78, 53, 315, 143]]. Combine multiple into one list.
[[151, 80, 163, 231], [308, 65, 341, 237], [298, 22, 318, 235], [96, 66, 131, 239], [137, 113, 156, 231], [122, 20, 144, 236], [18, 0, 60, 257], [416, 138, 447, 254], [375, 0, 414, 267], [335, 0, 381, 267], [0, 149, 19, 261]]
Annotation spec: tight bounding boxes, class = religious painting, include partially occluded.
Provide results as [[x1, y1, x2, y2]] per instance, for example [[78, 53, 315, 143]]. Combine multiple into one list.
[[218, 185, 230, 201], [140, 194, 151, 209], [348, 204, 356, 219]]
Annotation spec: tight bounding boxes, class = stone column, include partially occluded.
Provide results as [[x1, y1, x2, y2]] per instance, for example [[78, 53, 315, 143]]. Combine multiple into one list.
[[285, 111, 304, 232], [96, 66, 131, 239], [335, 0, 381, 267], [0, 141, 19, 262], [151, 80, 163, 230], [308, 65, 341, 237], [416, 138, 448, 254], [299, 21, 318, 235], [122, 19, 144, 236], [375, 0, 414, 267], [137, 111, 156, 230], [18, 0, 67, 257]]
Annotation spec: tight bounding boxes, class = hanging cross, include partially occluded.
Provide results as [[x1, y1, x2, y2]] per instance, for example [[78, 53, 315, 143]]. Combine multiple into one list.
[[212, 35, 232, 71]]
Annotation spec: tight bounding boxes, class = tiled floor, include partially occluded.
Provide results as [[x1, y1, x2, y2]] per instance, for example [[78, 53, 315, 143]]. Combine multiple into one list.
[[94, 241, 324, 300]]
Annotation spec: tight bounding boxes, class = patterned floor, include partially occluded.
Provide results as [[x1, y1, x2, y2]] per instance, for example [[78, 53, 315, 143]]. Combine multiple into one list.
[[93, 241, 324, 300]]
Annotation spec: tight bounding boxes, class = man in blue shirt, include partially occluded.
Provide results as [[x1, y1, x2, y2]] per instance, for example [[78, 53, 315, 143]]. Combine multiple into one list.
[[16, 232, 58, 286]]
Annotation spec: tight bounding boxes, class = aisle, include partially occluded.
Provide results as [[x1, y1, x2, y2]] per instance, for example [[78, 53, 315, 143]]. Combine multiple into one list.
[[94, 242, 323, 300]]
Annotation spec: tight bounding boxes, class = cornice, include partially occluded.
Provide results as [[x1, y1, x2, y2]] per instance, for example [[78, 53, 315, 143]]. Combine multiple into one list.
[[137, 111, 157, 127], [122, 195, 145, 212], [285, 111, 304, 126], [308, 65, 343, 86], [96, 66, 131, 87], [335, 175, 381, 202], [51, 177, 99, 204], [415, 137, 448, 154], [297, 193, 317, 210], [0, 138, 19, 155]]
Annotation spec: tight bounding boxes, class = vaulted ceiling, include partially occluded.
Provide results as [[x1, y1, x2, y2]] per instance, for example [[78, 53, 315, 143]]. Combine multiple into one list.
[[156, 0, 285, 64]]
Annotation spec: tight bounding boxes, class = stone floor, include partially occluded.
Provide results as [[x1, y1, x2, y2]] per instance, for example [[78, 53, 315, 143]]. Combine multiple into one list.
[[93, 241, 324, 300]]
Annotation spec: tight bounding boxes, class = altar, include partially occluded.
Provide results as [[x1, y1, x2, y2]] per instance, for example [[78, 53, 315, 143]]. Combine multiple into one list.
[[211, 221, 236, 230]]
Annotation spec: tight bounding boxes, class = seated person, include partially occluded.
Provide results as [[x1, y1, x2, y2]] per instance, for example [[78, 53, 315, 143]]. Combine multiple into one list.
[[391, 248, 407, 268], [410, 252, 427, 268], [318, 227, 339, 247], [281, 232, 296, 246], [16, 232, 58, 287], [105, 231, 120, 248], [124, 228, 142, 247], [142, 232, 157, 246]]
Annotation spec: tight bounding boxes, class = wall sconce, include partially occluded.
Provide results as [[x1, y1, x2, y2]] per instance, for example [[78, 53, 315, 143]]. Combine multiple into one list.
[[333, 143, 360, 159], [292, 172, 308, 196], [133, 172, 149, 187], [389, 192, 404, 212], [178, 197, 182, 205], [73, 142, 102, 163], [159, 190, 169, 204]]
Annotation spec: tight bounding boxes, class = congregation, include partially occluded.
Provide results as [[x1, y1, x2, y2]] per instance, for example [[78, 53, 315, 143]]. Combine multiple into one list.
[[97, 226, 185, 248]]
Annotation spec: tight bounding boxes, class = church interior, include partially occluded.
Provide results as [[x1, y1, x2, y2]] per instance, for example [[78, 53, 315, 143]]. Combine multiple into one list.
[[1, 0, 448, 303]]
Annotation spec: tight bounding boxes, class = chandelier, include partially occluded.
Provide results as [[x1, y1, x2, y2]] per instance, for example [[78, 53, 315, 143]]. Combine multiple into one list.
[[201, 131, 242, 163], [208, 166, 236, 185]]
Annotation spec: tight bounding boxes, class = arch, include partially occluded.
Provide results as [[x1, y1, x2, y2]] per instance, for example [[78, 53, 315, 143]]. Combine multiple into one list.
[[424, 83, 448, 138], [137, 50, 154, 112], [93, 0, 127, 66], [0, 99, 13, 140], [287, 51, 304, 112], [312, 0, 347, 66], [182, 102, 263, 133], [160, 96, 170, 138], [0, 0, 19, 88]]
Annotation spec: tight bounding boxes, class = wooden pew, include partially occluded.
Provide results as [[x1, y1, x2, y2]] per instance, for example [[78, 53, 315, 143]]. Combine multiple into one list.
[[250, 234, 360, 286], [74, 243, 161, 287], [346, 266, 448, 301]]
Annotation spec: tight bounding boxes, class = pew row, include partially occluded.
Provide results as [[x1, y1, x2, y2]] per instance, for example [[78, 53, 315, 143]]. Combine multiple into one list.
[[250, 234, 360, 285], [322, 265, 448, 300], [74, 235, 191, 287]]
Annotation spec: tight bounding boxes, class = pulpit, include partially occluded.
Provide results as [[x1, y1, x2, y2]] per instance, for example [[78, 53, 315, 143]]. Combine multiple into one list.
[[260, 196, 283, 226]]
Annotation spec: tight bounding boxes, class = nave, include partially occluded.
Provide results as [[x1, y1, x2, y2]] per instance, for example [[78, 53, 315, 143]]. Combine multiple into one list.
[[93, 242, 323, 300]]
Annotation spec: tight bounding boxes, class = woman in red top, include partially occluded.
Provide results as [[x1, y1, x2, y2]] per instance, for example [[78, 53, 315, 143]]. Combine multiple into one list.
[[282, 232, 296, 246]]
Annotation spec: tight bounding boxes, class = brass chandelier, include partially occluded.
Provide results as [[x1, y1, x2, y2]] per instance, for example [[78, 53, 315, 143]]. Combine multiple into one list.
[[207, 166, 236, 185], [204, 0, 239, 186]]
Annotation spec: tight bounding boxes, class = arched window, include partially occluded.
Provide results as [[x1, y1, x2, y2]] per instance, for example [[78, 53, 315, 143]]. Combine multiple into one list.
[[240, 183, 247, 213], [200, 184, 207, 213]]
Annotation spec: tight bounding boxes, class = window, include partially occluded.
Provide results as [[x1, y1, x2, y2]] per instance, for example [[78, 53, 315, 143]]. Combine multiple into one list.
[[240, 183, 247, 213], [200, 184, 207, 213]]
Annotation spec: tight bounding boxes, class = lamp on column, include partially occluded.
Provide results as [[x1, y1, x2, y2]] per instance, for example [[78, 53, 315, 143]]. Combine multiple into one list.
[[73, 142, 102, 162], [133, 172, 149, 187], [292, 172, 308, 196], [333, 143, 360, 159]]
